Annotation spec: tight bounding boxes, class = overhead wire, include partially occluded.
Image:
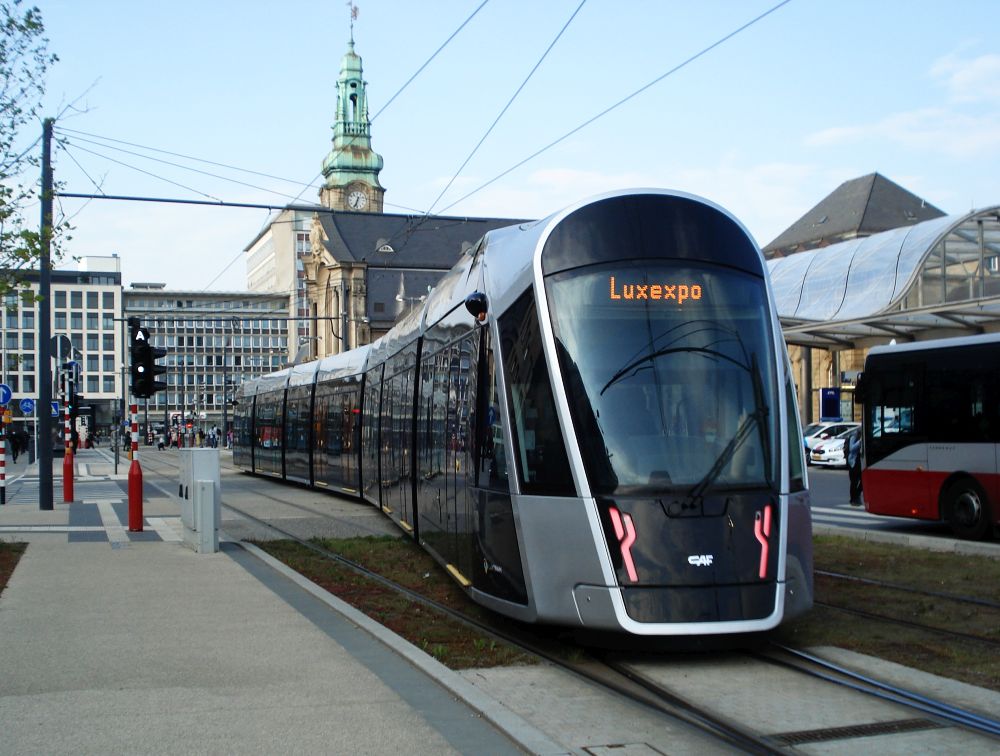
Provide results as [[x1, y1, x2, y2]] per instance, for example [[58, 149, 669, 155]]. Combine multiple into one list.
[[63, 141, 224, 202], [55, 126, 323, 190], [437, 0, 794, 215], [58, 134, 317, 205], [424, 0, 587, 217]]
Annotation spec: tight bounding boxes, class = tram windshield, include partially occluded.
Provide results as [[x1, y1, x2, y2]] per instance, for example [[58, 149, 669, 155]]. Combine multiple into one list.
[[546, 261, 779, 496]]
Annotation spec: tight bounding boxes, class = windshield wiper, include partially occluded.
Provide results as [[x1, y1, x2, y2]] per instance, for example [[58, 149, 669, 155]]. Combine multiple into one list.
[[687, 354, 771, 503], [600, 345, 744, 396]]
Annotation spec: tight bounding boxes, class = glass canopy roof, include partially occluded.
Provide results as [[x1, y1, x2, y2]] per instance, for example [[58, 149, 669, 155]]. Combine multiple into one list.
[[768, 206, 1000, 347]]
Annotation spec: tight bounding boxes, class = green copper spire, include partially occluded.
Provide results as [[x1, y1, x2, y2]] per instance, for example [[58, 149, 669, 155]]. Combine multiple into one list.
[[321, 37, 385, 208]]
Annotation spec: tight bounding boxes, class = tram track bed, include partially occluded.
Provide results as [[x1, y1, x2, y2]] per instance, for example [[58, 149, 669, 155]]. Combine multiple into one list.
[[243, 522, 1000, 692], [244, 530, 1000, 752], [136, 452, 1000, 692]]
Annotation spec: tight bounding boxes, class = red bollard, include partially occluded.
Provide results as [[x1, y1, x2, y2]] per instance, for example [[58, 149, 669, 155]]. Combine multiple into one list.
[[128, 457, 143, 531], [63, 449, 74, 503]]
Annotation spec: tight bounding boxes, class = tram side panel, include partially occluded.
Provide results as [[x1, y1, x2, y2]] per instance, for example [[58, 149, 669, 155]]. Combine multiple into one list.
[[415, 325, 479, 586], [361, 363, 384, 508], [253, 390, 285, 478], [232, 395, 255, 469], [379, 344, 419, 534], [313, 377, 364, 497], [284, 383, 313, 485]]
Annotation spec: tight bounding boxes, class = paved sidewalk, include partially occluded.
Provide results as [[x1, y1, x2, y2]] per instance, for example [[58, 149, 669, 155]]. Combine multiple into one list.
[[0, 450, 562, 755]]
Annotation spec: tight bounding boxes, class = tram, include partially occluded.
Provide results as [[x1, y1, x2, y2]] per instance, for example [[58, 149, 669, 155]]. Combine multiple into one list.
[[233, 189, 814, 636]]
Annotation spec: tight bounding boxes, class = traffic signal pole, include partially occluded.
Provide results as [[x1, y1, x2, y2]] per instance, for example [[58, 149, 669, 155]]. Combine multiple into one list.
[[38, 119, 54, 510], [126, 318, 169, 531], [62, 367, 74, 502], [127, 403, 142, 531]]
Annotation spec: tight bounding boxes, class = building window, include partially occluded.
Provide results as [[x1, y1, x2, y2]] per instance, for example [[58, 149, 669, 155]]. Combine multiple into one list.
[[55, 312, 66, 329], [87, 355, 99, 372], [103, 315, 114, 330], [55, 291, 66, 308], [103, 334, 115, 351], [23, 376, 33, 393], [103, 376, 115, 392], [22, 333, 33, 350], [88, 376, 99, 393], [87, 292, 98, 308], [87, 313, 98, 329], [103, 292, 114, 309], [103, 356, 114, 372], [71, 313, 82, 330], [86, 334, 99, 351], [70, 291, 82, 308]]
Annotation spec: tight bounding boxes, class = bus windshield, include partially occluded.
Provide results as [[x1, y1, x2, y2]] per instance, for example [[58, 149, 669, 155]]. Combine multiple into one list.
[[546, 261, 779, 496]]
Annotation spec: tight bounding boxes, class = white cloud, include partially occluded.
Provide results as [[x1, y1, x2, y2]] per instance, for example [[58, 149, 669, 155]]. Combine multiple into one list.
[[806, 107, 1000, 158], [805, 48, 1000, 160], [930, 51, 1000, 104]]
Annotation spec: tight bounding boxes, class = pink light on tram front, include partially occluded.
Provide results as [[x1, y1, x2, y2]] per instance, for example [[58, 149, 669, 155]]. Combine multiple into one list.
[[609, 507, 638, 583], [754, 504, 772, 579]]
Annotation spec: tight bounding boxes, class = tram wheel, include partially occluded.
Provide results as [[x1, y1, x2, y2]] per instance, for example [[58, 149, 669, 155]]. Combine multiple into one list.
[[942, 478, 993, 540]]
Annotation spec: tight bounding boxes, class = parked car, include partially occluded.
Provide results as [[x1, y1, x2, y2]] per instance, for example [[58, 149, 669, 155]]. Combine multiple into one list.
[[803, 421, 860, 463], [810, 426, 860, 468]]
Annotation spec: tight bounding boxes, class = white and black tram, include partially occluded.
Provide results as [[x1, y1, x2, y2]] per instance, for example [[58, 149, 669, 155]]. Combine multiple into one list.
[[233, 189, 814, 637]]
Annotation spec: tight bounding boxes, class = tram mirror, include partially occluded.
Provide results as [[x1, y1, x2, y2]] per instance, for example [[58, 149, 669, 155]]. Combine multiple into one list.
[[465, 291, 489, 322]]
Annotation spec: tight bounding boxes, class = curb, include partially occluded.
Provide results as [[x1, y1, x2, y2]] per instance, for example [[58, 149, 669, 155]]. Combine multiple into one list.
[[237, 540, 569, 756], [813, 523, 1000, 559]]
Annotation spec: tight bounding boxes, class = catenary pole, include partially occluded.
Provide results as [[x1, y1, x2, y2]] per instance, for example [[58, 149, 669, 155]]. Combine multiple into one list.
[[38, 119, 54, 510]]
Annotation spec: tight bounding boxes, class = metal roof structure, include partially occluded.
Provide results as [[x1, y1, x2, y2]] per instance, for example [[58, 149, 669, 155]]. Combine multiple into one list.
[[768, 206, 1000, 348]]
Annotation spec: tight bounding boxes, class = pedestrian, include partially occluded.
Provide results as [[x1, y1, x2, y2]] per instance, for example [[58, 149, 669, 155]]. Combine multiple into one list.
[[847, 428, 863, 506], [9, 428, 20, 463]]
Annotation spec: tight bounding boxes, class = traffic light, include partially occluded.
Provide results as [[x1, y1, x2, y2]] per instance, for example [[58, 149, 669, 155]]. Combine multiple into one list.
[[62, 362, 79, 421], [129, 318, 169, 398]]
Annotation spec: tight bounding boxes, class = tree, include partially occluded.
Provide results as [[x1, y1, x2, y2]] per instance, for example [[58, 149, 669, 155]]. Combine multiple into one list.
[[0, 0, 59, 297]]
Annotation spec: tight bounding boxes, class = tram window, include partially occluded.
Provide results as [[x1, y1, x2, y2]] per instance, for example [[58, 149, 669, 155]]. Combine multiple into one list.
[[476, 330, 509, 492], [785, 374, 804, 492], [498, 291, 573, 496]]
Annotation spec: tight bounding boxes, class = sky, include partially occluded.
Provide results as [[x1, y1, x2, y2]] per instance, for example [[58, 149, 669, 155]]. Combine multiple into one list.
[[15, 0, 1000, 292]]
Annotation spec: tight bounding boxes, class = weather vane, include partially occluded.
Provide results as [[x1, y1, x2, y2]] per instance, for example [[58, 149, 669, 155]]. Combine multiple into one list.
[[348, 1, 359, 41]]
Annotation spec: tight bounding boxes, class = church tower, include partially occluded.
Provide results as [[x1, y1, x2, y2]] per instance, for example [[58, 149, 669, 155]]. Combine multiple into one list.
[[319, 32, 385, 212]]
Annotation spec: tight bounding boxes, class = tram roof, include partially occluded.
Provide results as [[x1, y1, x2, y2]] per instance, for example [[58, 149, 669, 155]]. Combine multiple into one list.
[[768, 205, 1000, 349]]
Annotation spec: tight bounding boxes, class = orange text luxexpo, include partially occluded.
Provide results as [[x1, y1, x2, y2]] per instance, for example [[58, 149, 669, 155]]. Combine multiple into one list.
[[608, 276, 703, 304]]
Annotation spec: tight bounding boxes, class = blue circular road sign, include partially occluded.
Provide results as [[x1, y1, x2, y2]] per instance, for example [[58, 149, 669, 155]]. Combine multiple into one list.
[[19, 398, 35, 415], [0, 383, 11, 406]]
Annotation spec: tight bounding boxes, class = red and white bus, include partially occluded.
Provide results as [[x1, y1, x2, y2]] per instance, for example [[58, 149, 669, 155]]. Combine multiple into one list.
[[858, 333, 999, 540]]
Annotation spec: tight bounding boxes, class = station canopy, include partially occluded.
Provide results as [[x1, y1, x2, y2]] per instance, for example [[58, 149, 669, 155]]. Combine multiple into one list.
[[768, 206, 1000, 348]]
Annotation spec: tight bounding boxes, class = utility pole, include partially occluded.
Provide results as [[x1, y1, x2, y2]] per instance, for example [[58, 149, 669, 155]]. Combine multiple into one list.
[[38, 118, 54, 510]]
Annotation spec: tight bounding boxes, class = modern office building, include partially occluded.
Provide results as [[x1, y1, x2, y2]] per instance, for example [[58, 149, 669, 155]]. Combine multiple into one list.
[[123, 285, 290, 436], [2, 255, 123, 445]]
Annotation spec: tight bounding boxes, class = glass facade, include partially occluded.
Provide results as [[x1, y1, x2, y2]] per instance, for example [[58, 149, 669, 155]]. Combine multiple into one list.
[[768, 207, 1000, 326]]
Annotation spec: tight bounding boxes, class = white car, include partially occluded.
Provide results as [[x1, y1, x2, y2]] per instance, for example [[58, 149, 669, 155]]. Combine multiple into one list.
[[810, 427, 860, 468], [803, 421, 859, 463]]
